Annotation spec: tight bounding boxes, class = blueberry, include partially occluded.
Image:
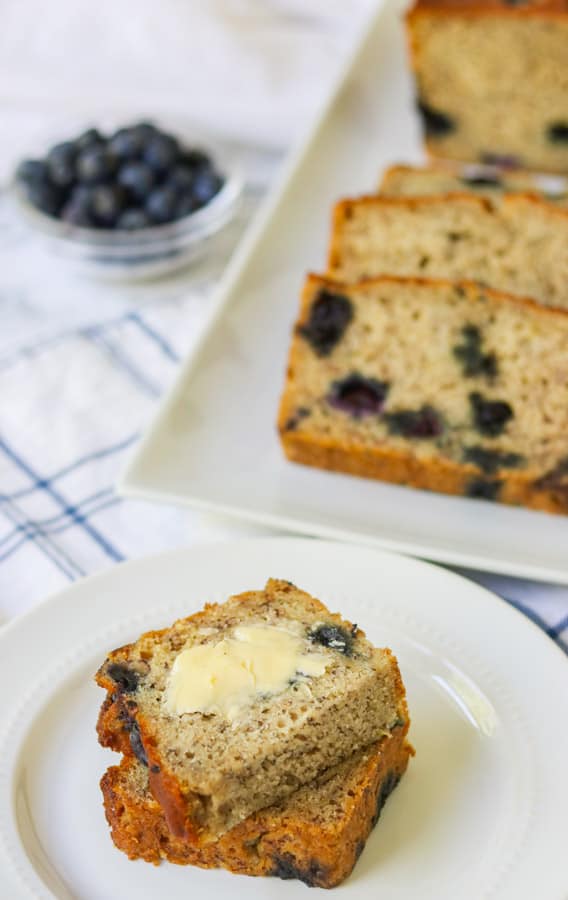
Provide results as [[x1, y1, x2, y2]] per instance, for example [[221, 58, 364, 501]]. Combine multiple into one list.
[[46, 141, 77, 188], [143, 134, 179, 172], [466, 478, 502, 501], [480, 153, 521, 169], [145, 185, 178, 223], [470, 392, 513, 436], [547, 122, 568, 144], [107, 662, 140, 692], [181, 148, 212, 170], [116, 208, 151, 230], [535, 456, 568, 494], [117, 161, 155, 200], [385, 405, 443, 439], [127, 720, 148, 766], [282, 407, 310, 432], [308, 623, 355, 655], [328, 373, 389, 418], [91, 184, 125, 227], [174, 190, 199, 219], [373, 771, 400, 826], [269, 855, 326, 887], [109, 126, 145, 160], [75, 128, 104, 152], [25, 181, 63, 217], [16, 158, 49, 185], [298, 289, 353, 356], [132, 121, 158, 141], [61, 187, 94, 226], [167, 164, 195, 193], [416, 98, 455, 136], [76, 145, 117, 184], [460, 174, 502, 189], [453, 324, 497, 378], [191, 169, 223, 206], [463, 446, 524, 474], [61, 204, 93, 227]]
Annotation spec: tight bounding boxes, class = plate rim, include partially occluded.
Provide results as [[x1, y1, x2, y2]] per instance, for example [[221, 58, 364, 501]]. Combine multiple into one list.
[[1, 535, 567, 900], [118, 480, 568, 587]]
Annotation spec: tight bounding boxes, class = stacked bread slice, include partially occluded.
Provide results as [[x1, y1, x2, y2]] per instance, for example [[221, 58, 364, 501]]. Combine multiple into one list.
[[96, 578, 412, 887], [277, 167, 568, 514]]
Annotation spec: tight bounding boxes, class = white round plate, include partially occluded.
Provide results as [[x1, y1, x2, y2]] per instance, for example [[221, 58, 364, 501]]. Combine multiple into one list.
[[0, 538, 566, 900]]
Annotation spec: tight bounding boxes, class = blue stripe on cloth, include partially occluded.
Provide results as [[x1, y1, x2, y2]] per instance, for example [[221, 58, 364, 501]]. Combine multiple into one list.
[[4, 435, 138, 501], [0, 306, 154, 371], [82, 328, 160, 398], [0, 487, 114, 550], [0, 496, 119, 565], [504, 595, 568, 655], [127, 312, 181, 363], [0, 438, 124, 563], [1, 496, 84, 579]]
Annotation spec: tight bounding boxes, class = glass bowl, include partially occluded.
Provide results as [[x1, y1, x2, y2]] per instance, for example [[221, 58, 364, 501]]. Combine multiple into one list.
[[11, 140, 243, 282]]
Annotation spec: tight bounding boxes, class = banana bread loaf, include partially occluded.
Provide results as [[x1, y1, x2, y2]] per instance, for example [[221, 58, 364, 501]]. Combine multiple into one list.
[[96, 579, 408, 844], [278, 275, 568, 515], [328, 193, 568, 310], [406, 0, 568, 173], [379, 164, 568, 206], [101, 725, 413, 888]]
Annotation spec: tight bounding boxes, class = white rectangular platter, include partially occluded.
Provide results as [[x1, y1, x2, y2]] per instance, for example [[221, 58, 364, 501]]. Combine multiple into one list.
[[121, 0, 568, 585]]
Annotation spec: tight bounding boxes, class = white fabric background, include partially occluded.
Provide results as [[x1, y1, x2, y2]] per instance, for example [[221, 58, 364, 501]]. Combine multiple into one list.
[[0, 0, 376, 171]]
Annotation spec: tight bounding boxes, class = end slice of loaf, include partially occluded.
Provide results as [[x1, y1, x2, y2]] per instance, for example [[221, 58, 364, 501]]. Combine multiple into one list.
[[405, 1, 568, 174], [278, 274, 568, 515], [328, 193, 568, 310], [96, 579, 408, 844], [379, 164, 568, 207], [101, 726, 413, 888]]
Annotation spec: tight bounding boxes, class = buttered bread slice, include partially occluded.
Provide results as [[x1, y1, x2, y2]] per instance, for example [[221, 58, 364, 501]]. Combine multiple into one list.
[[328, 193, 568, 310], [96, 579, 408, 844]]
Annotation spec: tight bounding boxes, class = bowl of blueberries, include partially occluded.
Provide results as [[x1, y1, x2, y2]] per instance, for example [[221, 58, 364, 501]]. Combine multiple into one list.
[[12, 121, 242, 280]]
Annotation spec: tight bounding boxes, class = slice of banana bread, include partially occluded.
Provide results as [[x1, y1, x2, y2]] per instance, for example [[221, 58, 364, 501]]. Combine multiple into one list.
[[96, 579, 408, 844], [328, 193, 568, 310], [100, 726, 413, 888], [406, 0, 568, 173], [278, 275, 568, 515], [379, 164, 568, 206]]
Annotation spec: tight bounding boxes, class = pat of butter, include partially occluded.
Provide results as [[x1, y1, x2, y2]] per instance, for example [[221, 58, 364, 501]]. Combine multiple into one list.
[[164, 625, 329, 720]]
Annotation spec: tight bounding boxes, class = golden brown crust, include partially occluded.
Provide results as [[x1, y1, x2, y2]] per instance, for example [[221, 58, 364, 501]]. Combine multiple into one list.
[[406, 0, 568, 20], [101, 727, 413, 887], [329, 192, 568, 269], [280, 429, 567, 515], [277, 274, 568, 517], [328, 193, 494, 273]]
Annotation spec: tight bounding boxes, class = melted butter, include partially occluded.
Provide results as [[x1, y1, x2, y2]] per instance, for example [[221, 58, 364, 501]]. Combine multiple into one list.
[[164, 624, 329, 720]]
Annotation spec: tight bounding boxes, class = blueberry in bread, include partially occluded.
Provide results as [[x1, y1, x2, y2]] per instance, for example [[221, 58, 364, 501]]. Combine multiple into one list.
[[96, 578, 408, 844], [406, 0, 568, 173], [328, 193, 568, 310], [379, 164, 568, 206], [278, 275, 568, 515], [100, 725, 413, 887]]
